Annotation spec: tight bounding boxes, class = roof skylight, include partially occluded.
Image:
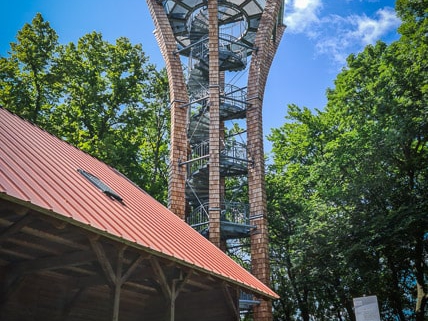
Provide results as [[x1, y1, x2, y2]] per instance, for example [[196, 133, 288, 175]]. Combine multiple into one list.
[[77, 169, 123, 203]]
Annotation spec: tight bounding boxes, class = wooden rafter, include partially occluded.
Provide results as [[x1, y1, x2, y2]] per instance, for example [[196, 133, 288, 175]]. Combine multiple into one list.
[[120, 254, 145, 284], [11, 250, 96, 275], [0, 218, 89, 251], [0, 214, 33, 243], [149, 256, 171, 299], [89, 238, 117, 286]]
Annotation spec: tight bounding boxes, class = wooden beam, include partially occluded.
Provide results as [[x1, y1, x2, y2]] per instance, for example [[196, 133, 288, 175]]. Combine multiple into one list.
[[120, 255, 144, 284], [61, 287, 86, 319], [6, 237, 62, 255], [89, 239, 143, 321], [186, 278, 215, 291], [149, 257, 192, 321], [11, 250, 96, 275], [149, 256, 171, 299], [0, 215, 33, 243], [0, 218, 89, 251], [124, 281, 158, 294], [89, 238, 117, 285], [0, 247, 35, 260], [222, 283, 240, 321], [0, 274, 25, 307], [170, 280, 176, 321], [174, 270, 193, 300], [73, 254, 147, 290], [73, 274, 159, 295]]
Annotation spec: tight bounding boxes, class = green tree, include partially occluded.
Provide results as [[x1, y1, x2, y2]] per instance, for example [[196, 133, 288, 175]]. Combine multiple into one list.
[[0, 13, 60, 129], [0, 15, 170, 203], [52, 32, 170, 201], [391, 3, 428, 316], [325, 38, 427, 320], [268, 14, 427, 321], [137, 67, 170, 201], [268, 106, 358, 321]]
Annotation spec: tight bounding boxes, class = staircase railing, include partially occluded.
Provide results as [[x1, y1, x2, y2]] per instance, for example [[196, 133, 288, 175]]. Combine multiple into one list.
[[221, 201, 251, 225], [185, 139, 249, 178], [187, 202, 210, 233], [187, 201, 251, 230], [221, 140, 248, 164], [220, 85, 247, 119], [188, 140, 210, 176]]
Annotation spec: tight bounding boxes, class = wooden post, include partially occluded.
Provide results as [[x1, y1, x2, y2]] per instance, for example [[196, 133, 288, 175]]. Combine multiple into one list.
[[112, 247, 124, 321], [89, 239, 130, 321]]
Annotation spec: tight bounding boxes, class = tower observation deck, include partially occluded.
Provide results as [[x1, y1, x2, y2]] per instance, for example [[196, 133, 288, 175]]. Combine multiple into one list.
[[146, 0, 285, 320]]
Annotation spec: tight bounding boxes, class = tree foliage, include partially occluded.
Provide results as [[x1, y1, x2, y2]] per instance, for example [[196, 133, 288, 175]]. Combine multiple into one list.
[[268, 1, 427, 320], [0, 13, 60, 128], [0, 14, 170, 203]]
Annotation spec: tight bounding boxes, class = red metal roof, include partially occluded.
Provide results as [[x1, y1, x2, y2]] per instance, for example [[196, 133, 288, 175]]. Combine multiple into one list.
[[0, 107, 278, 300]]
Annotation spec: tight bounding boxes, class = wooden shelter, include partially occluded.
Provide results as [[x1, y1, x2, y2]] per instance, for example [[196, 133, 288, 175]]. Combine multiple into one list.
[[0, 107, 278, 321]]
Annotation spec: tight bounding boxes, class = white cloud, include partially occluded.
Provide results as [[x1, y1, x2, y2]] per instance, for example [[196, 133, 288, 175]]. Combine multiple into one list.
[[294, 0, 311, 9], [283, 0, 322, 34], [283, 2, 401, 66], [348, 8, 401, 45]]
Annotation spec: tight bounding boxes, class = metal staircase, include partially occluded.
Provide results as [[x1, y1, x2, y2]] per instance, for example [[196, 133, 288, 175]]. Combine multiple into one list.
[[160, 0, 263, 243], [159, 0, 268, 313]]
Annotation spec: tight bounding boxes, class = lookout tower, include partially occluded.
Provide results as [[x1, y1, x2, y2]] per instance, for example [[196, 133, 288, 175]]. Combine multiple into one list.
[[146, 0, 285, 320]]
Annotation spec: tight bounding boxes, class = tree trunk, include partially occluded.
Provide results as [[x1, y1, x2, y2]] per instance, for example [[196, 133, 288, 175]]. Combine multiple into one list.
[[415, 231, 427, 321]]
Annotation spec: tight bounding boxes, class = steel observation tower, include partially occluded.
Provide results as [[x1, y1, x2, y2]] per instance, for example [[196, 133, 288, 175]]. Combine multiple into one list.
[[146, 0, 285, 320]]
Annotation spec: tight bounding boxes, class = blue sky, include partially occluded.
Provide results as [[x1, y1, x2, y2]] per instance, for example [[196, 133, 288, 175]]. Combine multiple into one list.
[[1, 0, 401, 153]]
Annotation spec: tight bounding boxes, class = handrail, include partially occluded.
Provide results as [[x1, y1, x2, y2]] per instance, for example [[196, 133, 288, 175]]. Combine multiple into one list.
[[187, 201, 251, 227]]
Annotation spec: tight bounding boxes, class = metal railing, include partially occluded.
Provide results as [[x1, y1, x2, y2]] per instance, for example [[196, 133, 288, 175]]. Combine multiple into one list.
[[188, 140, 210, 176], [221, 140, 248, 164], [184, 139, 249, 177], [187, 201, 251, 230]]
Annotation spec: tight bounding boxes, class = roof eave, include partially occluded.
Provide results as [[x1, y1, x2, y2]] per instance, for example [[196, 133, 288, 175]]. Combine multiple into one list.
[[0, 192, 279, 300]]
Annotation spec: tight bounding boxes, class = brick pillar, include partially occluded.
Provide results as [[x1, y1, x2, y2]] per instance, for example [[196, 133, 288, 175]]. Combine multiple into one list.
[[246, 1, 286, 321], [208, 0, 221, 247], [146, 0, 189, 220], [247, 95, 272, 321]]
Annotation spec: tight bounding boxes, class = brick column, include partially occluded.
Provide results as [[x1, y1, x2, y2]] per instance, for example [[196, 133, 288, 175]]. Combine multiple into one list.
[[208, 0, 221, 247], [146, 0, 189, 220], [246, 1, 286, 321]]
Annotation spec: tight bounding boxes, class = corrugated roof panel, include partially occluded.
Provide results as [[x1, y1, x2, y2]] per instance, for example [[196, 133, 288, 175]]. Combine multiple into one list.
[[0, 108, 279, 299]]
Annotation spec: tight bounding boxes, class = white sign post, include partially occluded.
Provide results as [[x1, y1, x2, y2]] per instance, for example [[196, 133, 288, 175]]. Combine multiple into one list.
[[353, 295, 381, 321]]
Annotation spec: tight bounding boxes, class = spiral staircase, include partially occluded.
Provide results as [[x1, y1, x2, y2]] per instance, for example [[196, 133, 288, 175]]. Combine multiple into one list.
[[158, 0, 270, 314], [159, 0, 266, 240]]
